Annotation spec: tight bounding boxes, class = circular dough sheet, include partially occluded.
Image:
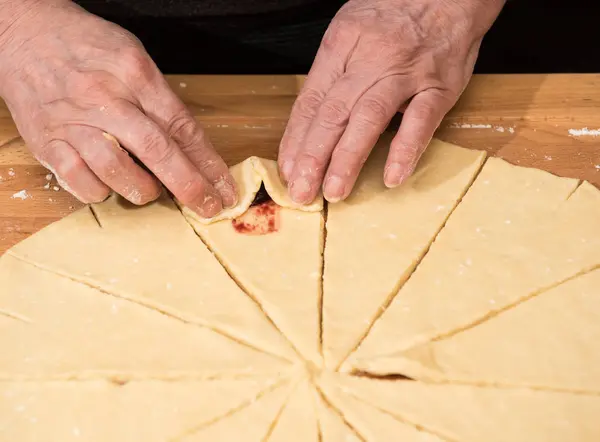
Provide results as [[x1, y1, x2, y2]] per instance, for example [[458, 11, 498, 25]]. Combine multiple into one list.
[[2, 134, 600, 441]]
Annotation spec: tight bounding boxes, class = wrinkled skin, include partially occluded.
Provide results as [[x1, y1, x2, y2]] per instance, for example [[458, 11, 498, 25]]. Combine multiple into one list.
[[279, 0, 505, 204], [0, 0, 237, 217]]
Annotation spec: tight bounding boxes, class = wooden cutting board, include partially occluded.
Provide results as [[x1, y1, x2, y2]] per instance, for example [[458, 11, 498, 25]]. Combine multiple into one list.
[[1, 74, 600, 254]]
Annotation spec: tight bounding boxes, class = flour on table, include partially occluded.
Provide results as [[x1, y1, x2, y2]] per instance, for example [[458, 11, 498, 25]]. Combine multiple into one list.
[[11, 190, 31, 200], [569, 127, 600, 137]]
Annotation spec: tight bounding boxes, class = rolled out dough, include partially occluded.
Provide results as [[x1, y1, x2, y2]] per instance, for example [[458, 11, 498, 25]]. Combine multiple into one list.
[[361, 267, 600, 392], [346, 161, 600, 370], [322, 135, 486, 369], [184, 157, 325, 367], [3, 133, 600, 441], [328, 373, 600, 442]]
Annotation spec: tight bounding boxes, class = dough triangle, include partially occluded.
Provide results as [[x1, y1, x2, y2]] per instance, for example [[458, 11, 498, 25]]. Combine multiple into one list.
[[6, 193, 296, 362], [314, 392, 362, 442], [0, 378, 278, 442], [347, 161, 600, 369], [360, 267, 600, 391], [322, 135, 486, 369], [0, 254, 290, 379], [180, 378, 293, 441], [183, 157, 324, 367], [319, 376, 444, 442], [268, 379, 319, 442], [329, 374, 600, 442]]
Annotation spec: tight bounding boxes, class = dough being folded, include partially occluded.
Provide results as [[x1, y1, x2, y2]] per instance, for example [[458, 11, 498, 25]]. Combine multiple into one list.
[[184, 157, 325, 367]]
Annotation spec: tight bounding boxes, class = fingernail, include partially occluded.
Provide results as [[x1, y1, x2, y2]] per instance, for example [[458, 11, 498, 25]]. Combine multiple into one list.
[[289, 176, 312, 204], [214, 178, 238, 208], [281, 161, 294, 182], [324, 175, 345, 203], [384, 163, 406, 188], [197, 192, 223, 218]]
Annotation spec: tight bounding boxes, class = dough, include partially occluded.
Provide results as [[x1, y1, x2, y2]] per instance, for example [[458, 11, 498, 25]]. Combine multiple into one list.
[[268, 379, 319, 442], [0, 255, 291, 380], [184, 157, 324, 367], [179, 378, 294, 441], [346, 160, 600, 369], [314, 393, 362, 442], [3, 134, 600, 441], [359, 267, 600, 391], [322, 134, 486, 369], [318, 374, 444, 442], [178, 156, 323, 225], [7, 193, 296, 362], [0, 378, 279, 442], [328, 373, 600, 442]]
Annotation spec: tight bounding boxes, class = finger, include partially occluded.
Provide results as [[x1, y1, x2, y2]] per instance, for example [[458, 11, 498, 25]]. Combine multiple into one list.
[[67, 126, 161, 205], [94, 100, 223, 218], [322, 76, 410, 202], [35, 139, 110, 204], [135, 79, 238, 208], [287, 72, 381, 204], [278, 20, 359, 182], [384, 89, 454, 188]]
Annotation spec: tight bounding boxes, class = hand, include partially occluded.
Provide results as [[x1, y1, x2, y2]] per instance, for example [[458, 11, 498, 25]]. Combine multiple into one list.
[[0, 0, 237, 217], [278, 0, 505, 204]]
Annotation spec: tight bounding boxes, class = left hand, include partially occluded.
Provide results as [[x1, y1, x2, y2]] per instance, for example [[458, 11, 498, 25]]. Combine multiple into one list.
[[278, 0, 505, 204]]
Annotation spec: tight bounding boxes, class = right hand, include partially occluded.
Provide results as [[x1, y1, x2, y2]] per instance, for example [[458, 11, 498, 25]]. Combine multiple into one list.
[[0, 0, 237, 217]]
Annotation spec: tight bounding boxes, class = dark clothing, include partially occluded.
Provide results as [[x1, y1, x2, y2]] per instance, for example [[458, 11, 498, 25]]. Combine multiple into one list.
[[75, 0, 324, 17], [74, 0, 600, 75]]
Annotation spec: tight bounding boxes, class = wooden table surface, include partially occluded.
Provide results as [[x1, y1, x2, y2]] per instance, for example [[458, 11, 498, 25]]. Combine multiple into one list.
[[1, 74, 600, 254]]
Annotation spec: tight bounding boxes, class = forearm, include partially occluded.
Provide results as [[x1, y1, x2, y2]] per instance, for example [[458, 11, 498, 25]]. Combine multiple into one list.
[[0, 0, 72, 53]]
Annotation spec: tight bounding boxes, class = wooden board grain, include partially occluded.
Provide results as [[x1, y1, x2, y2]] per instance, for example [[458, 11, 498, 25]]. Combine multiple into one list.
[[1, 74, 600, 254]]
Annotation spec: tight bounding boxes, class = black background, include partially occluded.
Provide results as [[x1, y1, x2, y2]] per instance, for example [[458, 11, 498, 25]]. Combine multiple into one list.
[[94, 1, 599, 75]]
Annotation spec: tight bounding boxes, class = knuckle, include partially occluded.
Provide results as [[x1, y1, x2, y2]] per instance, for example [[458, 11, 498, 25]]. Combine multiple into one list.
[[411, 101, 437, 123], [356, 98, 391, 126], [167, 112, 203, 149], [318, 99, 351, 130], [177, 179, 207, 206], [119, 45, 156, 85], [138, 131, 174, 166], [323, 18, 357, 51], [295, 88, 325, 119]]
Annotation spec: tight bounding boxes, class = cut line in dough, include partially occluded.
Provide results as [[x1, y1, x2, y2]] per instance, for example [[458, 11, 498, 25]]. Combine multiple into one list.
[[322, 135, 487, 370], [7, 193, 297, 363], [183, 157, 325, 367], [346, 160, 600, 371]]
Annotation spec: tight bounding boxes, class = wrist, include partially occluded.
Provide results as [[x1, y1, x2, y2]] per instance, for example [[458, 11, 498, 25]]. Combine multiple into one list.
[[0, 0, 72, 79], [447, 0, 506, 35]]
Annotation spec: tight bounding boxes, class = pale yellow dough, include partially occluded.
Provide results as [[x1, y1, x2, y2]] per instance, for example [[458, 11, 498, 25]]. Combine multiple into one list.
[[268, 379, 319, 442], [7, 193, 295, 362], [178, 156, 323, 225], [179, 379, 294, 441], [314, 393, 362, 442], [319, 374, 444, 442], [328, 374, 600, 442], [347, 161, 600, 370], [362, 267, 600, 392], [0, 378, 279, 442], [0, 255, 291, 379], [4, 134, 600, 441], [323, 135, 486, 369], [184, 157, 325, 367]]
